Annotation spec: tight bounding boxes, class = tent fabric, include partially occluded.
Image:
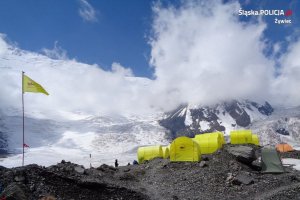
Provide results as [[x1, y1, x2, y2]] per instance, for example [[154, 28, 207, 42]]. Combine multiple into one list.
[[276, 143, 294, 152], [230, 130, 252, 144], [137, 145, 163, 164], [170, 137, 201, 162], [211, 132, 226, 145], [193, 133, 221, 154], [162, 146, 170, 159], [261, 148, 285, 173], [201, 132, 225, 146], [251, 134, 260, 145]]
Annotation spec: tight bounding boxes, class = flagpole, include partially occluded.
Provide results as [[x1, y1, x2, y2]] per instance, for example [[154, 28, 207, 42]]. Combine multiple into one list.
[[22, 71, 25, 166]]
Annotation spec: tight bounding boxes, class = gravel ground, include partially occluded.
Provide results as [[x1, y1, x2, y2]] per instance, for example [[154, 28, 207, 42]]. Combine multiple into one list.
[[0, 145, 300, 200]]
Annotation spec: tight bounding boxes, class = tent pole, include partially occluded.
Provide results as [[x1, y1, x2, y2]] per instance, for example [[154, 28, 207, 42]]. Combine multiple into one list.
[[22, 71, 25, 166]]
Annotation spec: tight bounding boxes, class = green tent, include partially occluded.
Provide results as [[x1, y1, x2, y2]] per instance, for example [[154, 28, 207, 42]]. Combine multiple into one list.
[[261, 148, 285, 173]]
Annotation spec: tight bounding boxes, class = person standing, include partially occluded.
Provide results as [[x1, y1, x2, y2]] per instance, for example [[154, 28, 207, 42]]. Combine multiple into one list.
[[115, 159, 119, 168]]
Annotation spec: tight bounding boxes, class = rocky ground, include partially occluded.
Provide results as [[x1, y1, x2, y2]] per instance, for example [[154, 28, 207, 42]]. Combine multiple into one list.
[[1, 145, 300, 200]]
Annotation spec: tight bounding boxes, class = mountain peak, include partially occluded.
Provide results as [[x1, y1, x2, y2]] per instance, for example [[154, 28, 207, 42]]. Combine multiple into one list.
[[160, 100, 274, 139]]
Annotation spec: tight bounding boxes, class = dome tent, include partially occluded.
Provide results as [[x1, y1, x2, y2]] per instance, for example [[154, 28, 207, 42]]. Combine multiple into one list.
[[170, 137, 201, 162], [137, 145, 163, 164], [193, 133, 222, 154], [276, 143, 294, 152], [162, 146, 170, 158], [230, 130, 252, 144]]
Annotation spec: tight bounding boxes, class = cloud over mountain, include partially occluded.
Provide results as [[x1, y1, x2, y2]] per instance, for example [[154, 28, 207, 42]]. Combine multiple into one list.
[[0, 0, 300, 118], [149, 0, 275, 109]]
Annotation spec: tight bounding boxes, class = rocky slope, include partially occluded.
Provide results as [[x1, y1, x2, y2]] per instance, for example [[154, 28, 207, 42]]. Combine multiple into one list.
[[1, 145, 300, 200]]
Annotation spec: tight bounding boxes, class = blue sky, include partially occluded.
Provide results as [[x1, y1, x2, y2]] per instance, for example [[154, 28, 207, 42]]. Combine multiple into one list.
[[0, 0, 299, 78]]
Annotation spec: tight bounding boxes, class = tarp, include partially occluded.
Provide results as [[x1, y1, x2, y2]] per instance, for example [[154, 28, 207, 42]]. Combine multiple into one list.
[[251, 134, 260, 146], [170, 137, 201, 162], [137, 145, 163, 164], [230, 130, 252, 144], [261, 148, 285, 173], [276, 143, 294, 152], [162, 146, 170, 159], [193, 133, 221, 154]]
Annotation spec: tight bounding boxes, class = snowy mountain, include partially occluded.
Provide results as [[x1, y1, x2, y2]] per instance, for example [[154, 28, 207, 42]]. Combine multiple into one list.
[[1, 100, 300, 168], [160, 100, 273, 138], [0, 111, 169, 168], [159, 100, 300, 146]]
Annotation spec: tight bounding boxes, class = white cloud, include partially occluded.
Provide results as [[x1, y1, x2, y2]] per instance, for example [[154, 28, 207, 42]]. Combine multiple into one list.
[[0, 0, 300, 119], [272, 38, 300, 106], [111, 62, 134, 76], [41, 41, 68, 60], [0, 36, 154, 118], [149, 0, 275, 109], [78, 0, 98, 22]]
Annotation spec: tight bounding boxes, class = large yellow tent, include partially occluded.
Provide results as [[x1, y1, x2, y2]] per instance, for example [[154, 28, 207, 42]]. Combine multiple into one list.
[[170, 137, 201, 162], [230, 130, 252, 144], [209, 132, 225, 145], [162, 146, 170, 159], [137, 145, 163, 164], [193, 133, 221, 154]]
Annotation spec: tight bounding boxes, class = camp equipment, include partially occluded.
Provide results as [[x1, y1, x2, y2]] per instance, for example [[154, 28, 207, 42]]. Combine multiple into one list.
[[251, 134, 260, 145], [276, 143, 294, 152], [230, 130, 252, 144], [170, 137, 201, 162], [193, 133, 222, 154], [137, 145, 163, 164], [261, 148, 285, 173], [162, 146, 170, 159]]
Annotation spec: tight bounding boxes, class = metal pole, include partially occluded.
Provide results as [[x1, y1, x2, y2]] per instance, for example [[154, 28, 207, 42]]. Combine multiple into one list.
[[22, 71, 25, 166]]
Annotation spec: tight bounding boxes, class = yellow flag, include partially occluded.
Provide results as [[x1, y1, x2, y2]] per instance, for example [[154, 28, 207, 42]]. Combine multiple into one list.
[[23, 74, 49, 95]]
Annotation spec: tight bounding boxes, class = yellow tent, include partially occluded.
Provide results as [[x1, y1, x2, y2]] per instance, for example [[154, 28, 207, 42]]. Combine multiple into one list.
[[170, 137, 201, 162], [251, 134, 260, 145], [230, 130, 252, 144], [194, 133, 221, 154], [204, 132, 225, 146], [137, 145, 163, 164], [162, 146, 170, 159]]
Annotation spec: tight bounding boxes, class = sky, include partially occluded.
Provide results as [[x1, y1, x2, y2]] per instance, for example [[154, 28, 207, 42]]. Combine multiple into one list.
[[0, 0, 300, 116], [0, 0, 298, 78], [0, 0, 155, 77]]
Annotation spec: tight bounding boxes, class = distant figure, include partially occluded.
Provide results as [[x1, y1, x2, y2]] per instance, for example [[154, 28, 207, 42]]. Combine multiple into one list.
[[127, 163, 131, 166], [133, 160, 138, 165], [115, 159, 119, 168]]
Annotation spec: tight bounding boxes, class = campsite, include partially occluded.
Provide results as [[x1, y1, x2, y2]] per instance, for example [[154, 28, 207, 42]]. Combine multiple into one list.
[[1, 130, 300, 200], [1, 0, 300, 199], [1, 144, 300, 200]]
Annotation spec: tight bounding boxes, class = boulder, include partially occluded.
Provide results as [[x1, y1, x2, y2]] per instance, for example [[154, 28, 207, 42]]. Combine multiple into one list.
[[1, 183, 27, 200], [251, 159, 262, 171], [227, 146, 257, 164], [232, 172, 254, 185], [97, 164, 117, 172], [74, 166, 85, 174], [199, 161, 208, 168]]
